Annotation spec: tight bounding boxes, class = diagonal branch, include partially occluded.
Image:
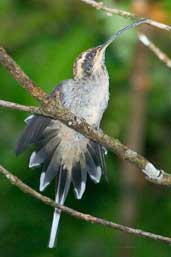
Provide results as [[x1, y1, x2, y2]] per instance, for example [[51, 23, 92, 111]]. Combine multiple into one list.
[[0, 164, 171, 244], [138, 33, 171, 68], [0, 97, 171, 186], [80, 0, 171, 31], [0, 45, 171, 186]]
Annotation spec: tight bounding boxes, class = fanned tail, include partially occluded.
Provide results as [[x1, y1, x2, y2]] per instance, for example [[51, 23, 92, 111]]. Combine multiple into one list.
[[16, 115, 107, 248]]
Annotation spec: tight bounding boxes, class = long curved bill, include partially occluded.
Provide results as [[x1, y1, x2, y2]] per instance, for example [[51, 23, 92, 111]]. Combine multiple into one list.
[[101, 18, 148, 50]]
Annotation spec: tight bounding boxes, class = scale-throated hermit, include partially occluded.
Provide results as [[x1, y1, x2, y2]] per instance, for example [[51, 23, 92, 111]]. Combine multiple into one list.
[[16, 19, 147, 248]]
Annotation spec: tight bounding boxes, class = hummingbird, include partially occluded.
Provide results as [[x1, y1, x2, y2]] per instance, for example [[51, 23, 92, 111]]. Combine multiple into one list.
[[16, 19, 147, 248]]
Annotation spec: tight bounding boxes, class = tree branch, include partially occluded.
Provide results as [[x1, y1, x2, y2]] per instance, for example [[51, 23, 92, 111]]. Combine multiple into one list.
[[0, 44, 171, 186], [0, 97, 171, 187], [138, 33, 171, 68], [0, 164, 171, 244], [80, 0, 171, 31], [0, 100, 41, 114]]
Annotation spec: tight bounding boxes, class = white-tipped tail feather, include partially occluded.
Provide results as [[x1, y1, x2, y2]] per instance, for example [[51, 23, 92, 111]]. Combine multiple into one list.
[[74, 181, 86, 200], [89, 166, 102, 184], [48, 168, 71, 248], [48, 209, 61, 248], [39, 172, 50, 192], [29, 152, 41, 168]]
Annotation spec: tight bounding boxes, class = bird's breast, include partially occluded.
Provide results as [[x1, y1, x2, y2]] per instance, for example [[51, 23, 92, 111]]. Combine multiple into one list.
[[62, 75, 109, 127]]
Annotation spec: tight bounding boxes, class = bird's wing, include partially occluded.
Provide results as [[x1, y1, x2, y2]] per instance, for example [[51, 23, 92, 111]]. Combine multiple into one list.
[[16, 79, 73, 155]]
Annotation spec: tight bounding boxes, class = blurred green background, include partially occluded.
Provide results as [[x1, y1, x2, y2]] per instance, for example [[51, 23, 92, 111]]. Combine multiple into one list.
[[1, 0, 171, 256]]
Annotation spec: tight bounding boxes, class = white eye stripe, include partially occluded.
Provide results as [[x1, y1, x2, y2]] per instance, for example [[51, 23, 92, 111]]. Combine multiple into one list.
[[73, 51, 94, 78], [74, 61, 83, 78]]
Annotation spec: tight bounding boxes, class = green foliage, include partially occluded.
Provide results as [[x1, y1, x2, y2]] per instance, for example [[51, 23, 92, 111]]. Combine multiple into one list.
[[0, 1, 171, 257]]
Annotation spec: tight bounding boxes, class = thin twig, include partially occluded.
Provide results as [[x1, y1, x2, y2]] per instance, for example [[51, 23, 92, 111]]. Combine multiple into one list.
[[0, 98, 171, 186], [0, 164, 171, 244], [138, 33, 171, 68], [80, 0, 171, 31], [0, 100, 41, 114]]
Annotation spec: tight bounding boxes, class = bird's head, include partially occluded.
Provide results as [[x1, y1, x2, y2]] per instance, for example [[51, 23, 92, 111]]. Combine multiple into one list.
[[73, 18, 148, 80], [73, 45, 107, 80]]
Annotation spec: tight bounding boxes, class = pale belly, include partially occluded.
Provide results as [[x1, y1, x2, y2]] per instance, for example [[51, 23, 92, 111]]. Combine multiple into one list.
[[64, 80, 109, 127]]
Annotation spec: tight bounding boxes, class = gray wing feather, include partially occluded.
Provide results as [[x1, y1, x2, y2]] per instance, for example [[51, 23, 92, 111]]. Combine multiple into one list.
[[16, 115, 51, 155]]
